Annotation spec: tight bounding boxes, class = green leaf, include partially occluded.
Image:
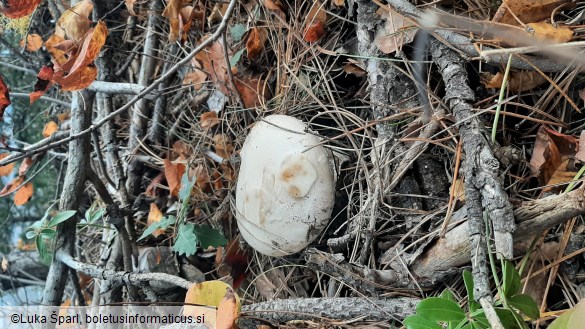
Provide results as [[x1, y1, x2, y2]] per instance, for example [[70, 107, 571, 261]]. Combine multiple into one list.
[[463, 270, 480, 313], [48, 210, 77, 227], [548, 310, 574, 329], [138, 216, 174, 241], [229, 48, 245, 68], [403, 315, 442, 329], [230, 23, 246, 42], [502, 260, 520, 298], [494, 308, 528, 329], [173, 223, 198, 256], [39, 228, 56, 239], [440, 289, 457, 302], [508, 294, 539, 319], [179, 171, 196, 202], [25, 229, 38, 239], [195, 225, 227, 249], [566, 299, 585, 329], [416, 297, 466, 322]]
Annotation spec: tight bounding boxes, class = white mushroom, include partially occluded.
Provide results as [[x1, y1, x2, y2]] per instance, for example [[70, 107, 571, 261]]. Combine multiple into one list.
[[235, 115, 335, 256]]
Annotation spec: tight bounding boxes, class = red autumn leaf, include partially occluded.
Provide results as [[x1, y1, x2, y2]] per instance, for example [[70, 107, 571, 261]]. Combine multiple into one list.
[[0, 0, 43, 18], [14, 182, 33, 206], [53, 65, 98, 91], [0, 74, 11, 120], [67, 21, 108, 76], [30, 64, 55, 105], [303, 1, 327, 42], [219, 240, 249, 289]]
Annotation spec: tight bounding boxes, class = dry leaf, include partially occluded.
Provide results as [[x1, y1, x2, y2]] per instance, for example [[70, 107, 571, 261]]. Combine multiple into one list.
[[208, 3, 228, 26], [30, 64, 54, 105], [213, 134, 234, 159], [0, 154, 14, 176], [125, 0, 137, 16], [200, 111, 220, 130], [1, 256, 7, 272], [57, 112, 71, 122], [545, 158, 577, 191], [196, 37, 228, 93], [333, 0, 344, 7], [530, 126, 578, 186], [303, 1, 327, 42], [0, 0, 43, 18], [162, 0, 183, 42], [172, 140, 191, 158], [42, 121, 59, 138], [343, 62, 366, 77], [0, 175, 24, 197], [67, 21, 108, 76], [14, 182, 33, 206], [575, 130, 585, 163], [246, 28, 268, 60], [147, 203, 165, 237], [183, 58, 207, 89], [216, 287, 238, 329], [45, 34, 69, 67], [234, 77, 266, 108], [481, 71, 547, 92], [528, 22, 573, 43], [58, 0, 94, 43], [163, 159, 185, 197], [21, 34, 43, 52], [145, 172, 165, 197], [0, 74, 10, 120], [492, 0, 570, 26], [19, 157, 33, 176], [54, 65, 98, 91], [374, 8, 418, 54]]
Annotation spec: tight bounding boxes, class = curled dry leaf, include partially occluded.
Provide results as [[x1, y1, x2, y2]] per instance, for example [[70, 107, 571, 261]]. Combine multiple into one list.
[[163, 159, 186, 197], [374, 8, 418, 54], [0, 154, 14, 176], [21, 34, 43, 52], [183, 58, 207, 90], [492, 0, 569, 26], [57, 0, 94, 43], [145, 172, 165, 197], [213, 134, 234, 159], [530, 126, 578, 187], [196, 37, 228, 91], [0, 0, 43, 18], [147, 203, 165, 237], [162, 0, 186, 42], [125, 0, 137, 16], [303, 1, 327, 42], [45, 34, 69, 67], [18, 157, 33, 177], [42, 121, 59, 138], [54, 65, 98, 91], [14, 182, 33, 206], [30, 64, 55, 105], [343, 62, 367, 77], [200, 111, 220, 130], [234, 77, 267, 108], [0, 74, 11, 120], [67, 21, 108, 77], [246, 27, 268, 60]]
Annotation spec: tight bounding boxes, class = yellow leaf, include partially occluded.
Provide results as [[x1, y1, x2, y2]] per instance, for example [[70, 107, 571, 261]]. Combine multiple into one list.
[[1, 256, 7, 272], [147, 203, 164, 237], [184, 281, 241, 329], [527, 22, 573, 43]]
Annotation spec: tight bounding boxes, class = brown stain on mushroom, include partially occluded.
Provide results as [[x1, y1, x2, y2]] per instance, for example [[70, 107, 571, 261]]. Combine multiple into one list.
[[280, 161, 306, 182], [288, 185, 301, 198]]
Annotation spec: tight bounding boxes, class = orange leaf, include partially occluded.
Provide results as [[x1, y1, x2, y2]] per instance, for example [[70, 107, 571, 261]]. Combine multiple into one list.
[[163, 159, 185, 197], [528, 22, 573, 43], [545, 158, 577, 191], [0, 74, 11, 119], [68, 21, 108, 76], [57, 0, 94, 43], [42, 121, 59, 138], [147, 203, 165, 237], [0, 0, 43, 18], [216, 287, 238, 329], [481, 71, 547, 92], [200, 111, 220, 130], [234, 78, 267, 108], [53, 65, 98, 91], [246, 28, 268, 60], [162, 0, 183, 42], [493, 0, 569, 26], [30, 64, 54, 105], [14, 182, 33, 206], [22, 34, 43, 52], [0, 154, 14, 177], [183, 58, 207, 89], [45, 34, 69, 67], [333, 0, 344, 6], [0, 176, 24, 197], [303, 1, 327, 42], [19, 157, 33, 176]]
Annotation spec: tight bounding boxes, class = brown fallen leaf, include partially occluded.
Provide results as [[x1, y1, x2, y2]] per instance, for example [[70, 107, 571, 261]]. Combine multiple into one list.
[[246, 27, 268, 60], [492, 0, 571, 26], [545, 158, 577, 191], [30, 64, 55, 105], [67, 21, 108, 77], [125, 0, 137, 16], [481, 71, 547, 92], [528, 22, 573, 43], [21, 34, 43, 52], [0, 154, 14, 177], [183, 58, 207, 89], [162, 0, 184, 42], [0, 175, 25, 197], [234, 77, 267, 108], [145, 172, 165, 197], [374, 8, 418, 54], [530, 126, 578, 186], [213, 134, 234, 159], [0, 0, 43, 18], [19, 157, 33, 176], [147, 203, 165, 237], [14, 182, 33, 206], [196, 37, 229, 93], [57, 0, 94, 43], [200, 111, 220, 130], [163, 159, 185, 197], [54, 65, 98, 91], [42, 121, 59, 138], [333, 0, 344, 7], [575, 130, 585, 163]]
